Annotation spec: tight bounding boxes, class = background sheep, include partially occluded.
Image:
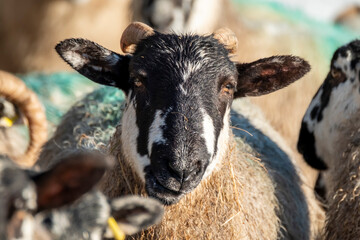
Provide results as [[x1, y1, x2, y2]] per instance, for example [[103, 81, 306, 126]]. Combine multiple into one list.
[[37, 22, 324, 239], [0, 71, 48, 166], [1, 151, 164, 240], [298, 40, 360, 239], [1, 151, 107, 239]]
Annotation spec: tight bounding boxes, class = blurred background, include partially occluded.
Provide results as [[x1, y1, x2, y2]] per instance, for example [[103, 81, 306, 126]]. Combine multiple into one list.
[[0, 0, 360, 184], [263, 0, 360, 22]]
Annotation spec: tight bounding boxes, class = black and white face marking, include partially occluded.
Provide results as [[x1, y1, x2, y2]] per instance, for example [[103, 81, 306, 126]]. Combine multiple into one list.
[[298, 40, 360, 170], [132, 0, 221, 33], [56, 25, 310, 205], [121, 34, 236, 204]]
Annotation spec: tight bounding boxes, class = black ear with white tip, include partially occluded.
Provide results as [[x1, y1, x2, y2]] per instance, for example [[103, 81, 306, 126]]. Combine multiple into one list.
[[55, 38, 131, 93]]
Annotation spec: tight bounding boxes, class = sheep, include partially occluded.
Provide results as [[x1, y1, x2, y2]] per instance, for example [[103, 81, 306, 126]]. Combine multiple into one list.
[[36, 22, 325, 239], [1, 151, 108, 239], [1, 151, 164, 240], [298, 40, 360, 239], [0, 0, 132, 73], [0, 70, 48, 167], [129, 0, 359, 188]]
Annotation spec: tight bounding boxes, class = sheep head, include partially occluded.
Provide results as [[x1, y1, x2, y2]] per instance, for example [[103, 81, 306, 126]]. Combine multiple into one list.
[[56, 22, 310, 205], [298, 40, 360, 171]]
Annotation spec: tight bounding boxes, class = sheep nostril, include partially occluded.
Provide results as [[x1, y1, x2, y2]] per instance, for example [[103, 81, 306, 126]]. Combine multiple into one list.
[[168, 163, 183, 181], [195, 160, 202, 175]]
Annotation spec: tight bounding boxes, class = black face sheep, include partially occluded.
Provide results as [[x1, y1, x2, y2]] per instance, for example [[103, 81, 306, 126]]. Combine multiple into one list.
[[37, 22, 324, 239], [298, 40, 360, 240]]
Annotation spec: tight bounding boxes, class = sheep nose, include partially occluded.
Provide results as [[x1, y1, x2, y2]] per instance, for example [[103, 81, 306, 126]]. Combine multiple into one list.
[[150, 142, 209, 193], [167, 159, 204, 190]]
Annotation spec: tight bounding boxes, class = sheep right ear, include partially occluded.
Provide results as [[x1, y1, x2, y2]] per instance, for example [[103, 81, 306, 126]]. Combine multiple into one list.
[[104, 196, 164, 237], [235, 56, 310, 98], [55, 38, 131, 93], [31, 151, 107, 212]]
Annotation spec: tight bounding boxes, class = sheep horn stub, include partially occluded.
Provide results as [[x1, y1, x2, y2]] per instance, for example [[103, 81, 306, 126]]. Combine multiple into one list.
[[120, 22, 155, 54], [213, 28, 238, 54]]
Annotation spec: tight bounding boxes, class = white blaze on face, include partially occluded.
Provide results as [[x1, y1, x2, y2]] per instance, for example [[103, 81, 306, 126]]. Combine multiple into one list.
[[201, 108, 215, 157], [203, 107, 231, 178], [121, 93, 151, 181], [148, 109, 169, 156]]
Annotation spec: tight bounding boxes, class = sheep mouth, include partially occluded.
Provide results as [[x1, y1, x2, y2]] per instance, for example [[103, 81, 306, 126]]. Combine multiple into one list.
[[144, 170, 184, 205]]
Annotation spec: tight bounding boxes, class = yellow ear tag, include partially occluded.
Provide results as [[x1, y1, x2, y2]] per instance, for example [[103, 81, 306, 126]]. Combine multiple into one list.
[[0, 117, 14, 127], [107, 217, 126, 240]]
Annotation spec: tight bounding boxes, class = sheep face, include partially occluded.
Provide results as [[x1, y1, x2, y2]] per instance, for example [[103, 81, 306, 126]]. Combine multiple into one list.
[[56, 23, 310, 205], [131, 0, 221, 33], [298, 40, 360, 170]]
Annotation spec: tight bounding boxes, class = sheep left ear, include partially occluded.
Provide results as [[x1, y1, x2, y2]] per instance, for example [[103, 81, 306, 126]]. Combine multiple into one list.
[[235, 56, 310, 98], [104, 196, 164, 237], [55, 38, 131, 93]]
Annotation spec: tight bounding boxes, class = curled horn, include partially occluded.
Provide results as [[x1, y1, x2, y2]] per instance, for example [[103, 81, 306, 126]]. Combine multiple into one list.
[[120, 22, 155, 54], [213, 28, 238, 54], [0, 70, 47, 167]]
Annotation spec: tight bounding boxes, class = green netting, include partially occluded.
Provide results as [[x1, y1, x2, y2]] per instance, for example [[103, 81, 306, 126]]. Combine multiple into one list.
[[19, 72, 99, 125], [81, 86, 126, 129]]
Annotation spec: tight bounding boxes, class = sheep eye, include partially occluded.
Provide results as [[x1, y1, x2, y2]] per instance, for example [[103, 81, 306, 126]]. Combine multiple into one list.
[[134, 80, 143, 88], [42, 216, 53, 228], [225, 83, 235, 90], [331, 68, 343, 79], [220, 81, 236, 96]]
